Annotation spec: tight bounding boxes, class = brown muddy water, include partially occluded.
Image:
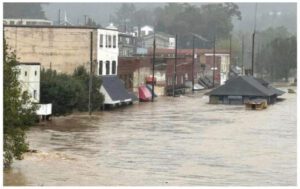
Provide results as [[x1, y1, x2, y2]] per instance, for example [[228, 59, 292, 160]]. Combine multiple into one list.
[[4, 88, 297, 186]]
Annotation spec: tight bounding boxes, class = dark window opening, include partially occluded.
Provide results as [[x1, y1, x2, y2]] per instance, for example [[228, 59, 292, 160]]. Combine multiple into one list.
[[33, 90, 37, 99], [106, 61, 110, 75], [112, 61, 116, 74], [35, 70, 37, 76], [108, 35, 112, 48], [100, 34, 103, 47], [105, 35, 108, 48], [113, 35, 116, 48], [99, 61, 103, 75], [25, 71, 27, 76]]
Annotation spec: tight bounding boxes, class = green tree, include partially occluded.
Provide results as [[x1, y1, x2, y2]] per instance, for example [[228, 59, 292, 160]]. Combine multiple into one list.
[[40, 69, 84, 116], [269, 36, 296, 81], [4, 41, 37, 168], [40, 66, 104, 116], [154, 3, 241, 48], [254, 26, 292, 81], [73, 66, 104, 111]]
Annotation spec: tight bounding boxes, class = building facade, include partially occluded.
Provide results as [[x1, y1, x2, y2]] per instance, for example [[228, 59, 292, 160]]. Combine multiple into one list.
[[4, 25, 98, 74], [118, 33, 137, 57], [96, 28, 119, 76], [204, 53, 230, 85], [16, 63, 41, 103], [4, 18, 53, 26], [142, 32, 175, 49], [4, 25, 120, 76]]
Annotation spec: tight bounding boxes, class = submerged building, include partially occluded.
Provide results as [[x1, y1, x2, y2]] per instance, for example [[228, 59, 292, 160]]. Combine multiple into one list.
[[4, 24, 136, 108], [206, 76, 285, 105]]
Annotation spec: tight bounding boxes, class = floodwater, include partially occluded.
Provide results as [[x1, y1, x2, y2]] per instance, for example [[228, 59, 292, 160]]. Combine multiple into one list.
[[4, 88, 297, 186]]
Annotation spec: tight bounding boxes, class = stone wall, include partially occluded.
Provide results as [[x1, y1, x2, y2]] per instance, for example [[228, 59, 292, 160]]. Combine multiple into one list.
[[4, 26, 98, 75]]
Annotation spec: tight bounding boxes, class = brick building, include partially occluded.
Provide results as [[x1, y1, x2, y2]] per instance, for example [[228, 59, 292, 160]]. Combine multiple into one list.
[[118, 48, 230, 95]]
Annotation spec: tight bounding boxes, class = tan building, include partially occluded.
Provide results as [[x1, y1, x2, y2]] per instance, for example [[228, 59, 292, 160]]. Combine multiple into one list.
[[4, 25, 98, 74]]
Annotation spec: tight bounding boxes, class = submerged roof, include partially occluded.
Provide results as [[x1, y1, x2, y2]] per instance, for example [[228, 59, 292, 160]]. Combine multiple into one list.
[[206, 76, 285, 97], [101, 75, 133, 101]]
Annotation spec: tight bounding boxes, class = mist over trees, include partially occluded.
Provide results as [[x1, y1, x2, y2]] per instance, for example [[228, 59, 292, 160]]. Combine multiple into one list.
[[255, 27, 296, 81], [111, 3, 241, 48], [4, 3, 46, 19], [3, 2, 297, 81]]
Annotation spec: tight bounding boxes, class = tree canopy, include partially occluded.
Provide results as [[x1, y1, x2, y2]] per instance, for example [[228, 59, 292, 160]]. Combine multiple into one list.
[[255, 27, 296, 81], [3, 3, 47, 19], [40, 66, 104, 116], [4, 41, 37, 168]]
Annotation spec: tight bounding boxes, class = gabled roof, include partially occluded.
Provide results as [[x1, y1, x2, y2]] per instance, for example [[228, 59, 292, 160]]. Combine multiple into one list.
[[267, 86, 285, 96], [206, 76, 282, 97], [101, 75, 133, 101]]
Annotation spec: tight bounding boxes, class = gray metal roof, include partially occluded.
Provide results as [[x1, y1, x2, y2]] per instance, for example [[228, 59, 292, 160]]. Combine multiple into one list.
[[101, 75, 134, 101], [206, 76, 283, 97]]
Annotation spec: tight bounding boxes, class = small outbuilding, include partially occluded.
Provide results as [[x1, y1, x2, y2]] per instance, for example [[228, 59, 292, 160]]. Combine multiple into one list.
[[100, 75, 137, 108], [205, 76, 285, 105]]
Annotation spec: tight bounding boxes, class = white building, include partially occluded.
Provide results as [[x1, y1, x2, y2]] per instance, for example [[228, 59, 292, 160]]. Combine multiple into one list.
[[16, 63, 41, 103], [97, 26, 119, 76], [204, 53, 230, 85], [4, 18, 53, 26], [142, 32, 175, 49], [133, 25, 154, 37], [141, 25, 154, 36]]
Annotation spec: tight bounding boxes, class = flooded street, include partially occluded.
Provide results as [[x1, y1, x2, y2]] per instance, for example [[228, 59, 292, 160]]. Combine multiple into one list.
[[4, 88, 297, 186]]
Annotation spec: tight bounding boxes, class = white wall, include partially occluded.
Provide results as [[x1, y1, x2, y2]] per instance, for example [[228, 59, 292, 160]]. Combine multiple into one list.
[[16, 64, 40, 103], [97, 29, 119, 76], [205, 53, 230, 85], [141, 25, 154, 36], [168, 37, 175, 49]]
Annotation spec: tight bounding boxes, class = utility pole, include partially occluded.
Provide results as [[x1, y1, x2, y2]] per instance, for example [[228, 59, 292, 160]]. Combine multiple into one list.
[[151, 33, 156, 102], [88, 32, 93, 115], [251, 3, 258, 76], [251, 32, 256, 76], [173, 34, 178, 97], [212, 33, 216, 88], [241, 35, 244, 75], [192, 35, 195, 93], [229, 34, 232, 68], [84, 15, 88, 25], [58, 9, 61, 25]]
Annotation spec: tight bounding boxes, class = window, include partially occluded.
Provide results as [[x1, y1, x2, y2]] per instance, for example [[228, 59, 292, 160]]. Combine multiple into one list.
[[99, 61, 103, 75], [25, 71, 27, 76], [105, 35, 108, 48], [112, 61, 116, 74], [33, 90, 37, 99], [106, 61, 110, 75], [113, 35, 116, 48], [108, 35, 112, 48], [100, 34, 103, 47], [35, 70, 37, 76]]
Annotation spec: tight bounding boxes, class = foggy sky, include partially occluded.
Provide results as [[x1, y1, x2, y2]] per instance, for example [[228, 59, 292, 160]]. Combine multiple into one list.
[[41, 2, 297, 34]]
